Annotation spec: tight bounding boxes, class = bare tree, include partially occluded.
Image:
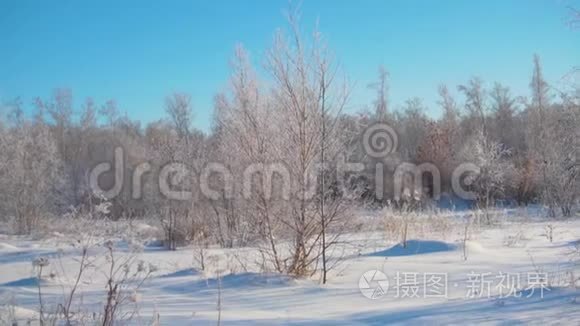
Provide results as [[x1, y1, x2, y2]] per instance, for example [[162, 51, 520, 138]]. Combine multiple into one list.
[[438, 84, 459, 130], [101, 241, 154, 326], [276, 8, 356, 280], [368, 66, 389, 121], [165, 93, 193, 139], [458, 77, 488, 137], [266, 7, 337, 277], [489, 83, 522, 150], [312, 24, 352, 284]]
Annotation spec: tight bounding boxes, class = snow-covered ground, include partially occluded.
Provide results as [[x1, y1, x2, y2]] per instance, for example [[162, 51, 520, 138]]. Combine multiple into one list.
[[1, 209, 579, 325]]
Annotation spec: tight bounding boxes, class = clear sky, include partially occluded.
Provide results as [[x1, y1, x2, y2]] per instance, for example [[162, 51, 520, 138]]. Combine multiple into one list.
[[1, 0, 579, 132]]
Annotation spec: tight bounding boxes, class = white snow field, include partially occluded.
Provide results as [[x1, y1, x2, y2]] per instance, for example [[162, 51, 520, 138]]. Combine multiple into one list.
[[1, 209, 579, 325]]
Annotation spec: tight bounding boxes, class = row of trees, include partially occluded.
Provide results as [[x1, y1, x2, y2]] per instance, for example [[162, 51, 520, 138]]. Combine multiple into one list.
[[0, 9, 578, 280]]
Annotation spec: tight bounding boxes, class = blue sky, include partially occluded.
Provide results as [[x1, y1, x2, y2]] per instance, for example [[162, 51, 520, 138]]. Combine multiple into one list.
[[1, 0, 578, 132]]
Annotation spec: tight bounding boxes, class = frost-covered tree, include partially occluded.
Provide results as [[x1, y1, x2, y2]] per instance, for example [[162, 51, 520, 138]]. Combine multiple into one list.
[[266, 7, 355, 277], [397, 97, 429, 161], [214, 44, 278, 251], [0, 102, 63, 233], [459, 130, 513, 223], [540, 103, 579, 217], [523, 55, 579, 216], [214, 9, 355, 280], [145, 100, 207, 250]]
